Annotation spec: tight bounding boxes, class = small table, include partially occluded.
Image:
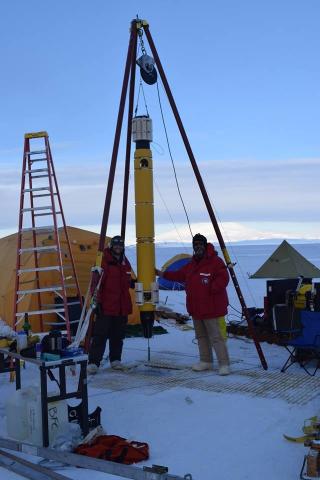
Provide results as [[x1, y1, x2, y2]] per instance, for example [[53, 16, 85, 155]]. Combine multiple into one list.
[[0, 348, 89, 447]]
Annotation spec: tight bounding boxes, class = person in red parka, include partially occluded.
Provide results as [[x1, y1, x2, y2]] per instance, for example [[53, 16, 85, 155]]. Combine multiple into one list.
[[156, 233, 230, 375], [88, 236, 134, 373]]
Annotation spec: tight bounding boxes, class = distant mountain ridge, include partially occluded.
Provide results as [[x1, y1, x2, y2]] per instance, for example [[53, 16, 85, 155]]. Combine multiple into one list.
[[154, 239, 320, 247]]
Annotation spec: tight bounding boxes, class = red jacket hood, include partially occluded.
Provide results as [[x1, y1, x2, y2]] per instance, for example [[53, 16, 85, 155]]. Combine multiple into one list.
[[206, 243, 217, 257], [103, 247, 126, 264]]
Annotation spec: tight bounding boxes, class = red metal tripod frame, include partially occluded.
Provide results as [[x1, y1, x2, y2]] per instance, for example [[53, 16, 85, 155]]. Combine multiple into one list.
[[143, 24, 268, 370], [98, 21, 137, 253], [85, 22, 137, 351], [93, 19, 267, 370], [121, 25, 138, 240]]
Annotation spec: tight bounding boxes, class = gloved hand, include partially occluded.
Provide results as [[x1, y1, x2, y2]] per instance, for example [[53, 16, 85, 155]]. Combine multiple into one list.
[[90, 290, 98, 306], [91, 266, 103, 275], [93, 303, 102, 317], [155, 268, 163, 278]]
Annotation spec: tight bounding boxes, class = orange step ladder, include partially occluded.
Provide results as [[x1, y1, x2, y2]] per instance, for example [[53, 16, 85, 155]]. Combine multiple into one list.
[[13, 131, 82, 340]]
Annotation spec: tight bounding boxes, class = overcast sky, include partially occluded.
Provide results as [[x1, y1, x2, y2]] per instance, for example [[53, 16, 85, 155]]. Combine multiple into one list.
[[1, 0, 319, 244]]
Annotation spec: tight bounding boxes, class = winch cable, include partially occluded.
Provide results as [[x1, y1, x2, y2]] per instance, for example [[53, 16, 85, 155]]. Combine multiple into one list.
[[156, 75, 257, 309], [154, 177, 190, 251], [135, 38, 253, 312], [135, 36, 151, 116], [134, 67, 191, 249], [156, 81, 193, 239], [155, 80, 256, 310], [134, 77, 150, 117]]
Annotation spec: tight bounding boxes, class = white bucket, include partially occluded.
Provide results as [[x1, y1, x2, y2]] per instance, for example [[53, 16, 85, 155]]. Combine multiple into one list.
[[26, 387, 68, 446], [6, 386, 69, 445], [5, 389, 29, 441]]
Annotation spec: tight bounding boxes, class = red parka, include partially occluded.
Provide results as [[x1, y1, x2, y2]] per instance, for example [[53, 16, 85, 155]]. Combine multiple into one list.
[[98, 248, 133, 316], [163, 243, 229, 320]]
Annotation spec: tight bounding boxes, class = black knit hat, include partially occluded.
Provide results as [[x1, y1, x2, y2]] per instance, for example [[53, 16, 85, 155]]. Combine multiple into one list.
[[110, 236, 124, 248], [192, 233, 207, 245]]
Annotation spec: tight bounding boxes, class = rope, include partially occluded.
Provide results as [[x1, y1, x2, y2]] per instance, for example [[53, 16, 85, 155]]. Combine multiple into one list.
[[140, 80, 149, 116], [134, 78, 149, 117], [134, 79, 189, 249], [154, 177, 189, 250], [156, 81, 193, 239], [134, 36, 193, 242]]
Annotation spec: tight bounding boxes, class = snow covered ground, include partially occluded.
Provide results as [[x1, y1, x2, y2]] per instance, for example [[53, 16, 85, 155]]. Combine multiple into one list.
[[1, 244, 320, 479], [0, 321, 319, 480]]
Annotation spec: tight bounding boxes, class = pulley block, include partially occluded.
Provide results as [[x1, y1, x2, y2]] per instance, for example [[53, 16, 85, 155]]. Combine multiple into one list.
[[137, 54, 158, 85]]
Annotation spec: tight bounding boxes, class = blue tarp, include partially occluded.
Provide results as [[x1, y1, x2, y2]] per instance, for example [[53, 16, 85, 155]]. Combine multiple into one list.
[[158, 256, 192, 291]]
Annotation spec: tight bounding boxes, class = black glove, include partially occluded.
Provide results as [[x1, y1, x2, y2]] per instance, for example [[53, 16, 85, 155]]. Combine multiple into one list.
[[93, 303, 102, 317], [130, 278, 137, 289]]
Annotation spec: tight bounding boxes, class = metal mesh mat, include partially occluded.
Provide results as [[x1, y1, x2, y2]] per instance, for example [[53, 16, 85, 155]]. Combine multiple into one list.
[[90, 356, 320, 406]]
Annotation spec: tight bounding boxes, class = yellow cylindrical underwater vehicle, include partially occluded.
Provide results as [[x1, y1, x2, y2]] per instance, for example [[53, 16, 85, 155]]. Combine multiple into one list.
[[132, 116, 158, 338]]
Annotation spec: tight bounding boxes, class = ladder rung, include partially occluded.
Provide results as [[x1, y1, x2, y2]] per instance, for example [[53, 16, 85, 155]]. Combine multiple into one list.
[[19, 245, 58, 254], [25, 168, 48, 174], [33, 211, 61, 216], [25, 131, 48, 139], [34, 212, 58, 217], [18, 283, 76, 295], [33, 193, 57, 198], [43, 301, 80, 308], [30, 174, 51, 179], [18, 286, 63, 295], [21, 226, 54, 233], [30, 158, 47, 163], [26, 150, 47, 155], [21, 206, 52, 212], [23, 187, 50, 193], [18, 265, 71, 274], [45, 320, 81, 326], [16, 308, 65, 317]]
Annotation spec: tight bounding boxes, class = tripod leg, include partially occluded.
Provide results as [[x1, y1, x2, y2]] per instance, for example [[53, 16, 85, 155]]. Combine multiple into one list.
[[85, 23, 137, 352], [121, 25, 138, 239], [98, 21, 137, 252]]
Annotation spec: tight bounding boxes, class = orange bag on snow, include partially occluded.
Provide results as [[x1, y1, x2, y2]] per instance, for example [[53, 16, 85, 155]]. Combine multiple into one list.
[[75, 434, 149, 465]]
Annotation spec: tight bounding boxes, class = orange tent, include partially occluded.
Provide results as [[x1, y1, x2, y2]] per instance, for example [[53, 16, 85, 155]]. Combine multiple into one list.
[[0, 226, 140, 332]]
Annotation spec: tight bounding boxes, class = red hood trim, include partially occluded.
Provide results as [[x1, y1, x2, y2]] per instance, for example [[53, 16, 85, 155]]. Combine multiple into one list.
[[103, 247, 126, 265], [206, 243, 217, 257]]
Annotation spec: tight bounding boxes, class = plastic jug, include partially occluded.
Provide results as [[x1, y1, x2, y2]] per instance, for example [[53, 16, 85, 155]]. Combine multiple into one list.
[[5, 389, 29, 440], [16, 331, 28, 351], [26, 387, 69, 446]]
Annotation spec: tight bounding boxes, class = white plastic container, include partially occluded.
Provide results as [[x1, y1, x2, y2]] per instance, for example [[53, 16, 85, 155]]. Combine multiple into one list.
[[5, 389, 29, 440], [6, 386, 69, 446], [16, 331, 28, 351], [26, 387, 68, 446]]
